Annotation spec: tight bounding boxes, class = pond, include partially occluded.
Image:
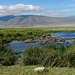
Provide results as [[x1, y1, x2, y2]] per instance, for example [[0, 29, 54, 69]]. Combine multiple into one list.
[[8, 32, 75, 52], [8, 41, 41, 51], [55, 32, 75, 38], [8, 41, 41, 57]]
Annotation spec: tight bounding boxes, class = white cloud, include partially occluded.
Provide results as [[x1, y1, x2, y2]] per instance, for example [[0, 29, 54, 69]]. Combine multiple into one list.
[[44, 9, 72, 17], [0, 4, 74, 17], [0, 4, 43, 16]]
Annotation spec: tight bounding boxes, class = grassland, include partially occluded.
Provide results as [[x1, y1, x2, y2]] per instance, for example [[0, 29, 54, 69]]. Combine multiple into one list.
[[0, 65, 75, 75], [0, 27, 75, 44], [1, 27, 75, 75], [1, 26, 75, 32]]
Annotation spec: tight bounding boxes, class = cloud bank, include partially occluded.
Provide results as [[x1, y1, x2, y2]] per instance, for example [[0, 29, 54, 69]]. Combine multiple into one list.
[[0, 4, 72, 17], [0, 4, 43, 16]]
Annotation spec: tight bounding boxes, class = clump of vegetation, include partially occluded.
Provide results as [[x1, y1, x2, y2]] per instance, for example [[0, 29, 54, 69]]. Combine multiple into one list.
[[23, 47, 44, 65], [22, 44, 75, 68], [0, 45, 18, 66]]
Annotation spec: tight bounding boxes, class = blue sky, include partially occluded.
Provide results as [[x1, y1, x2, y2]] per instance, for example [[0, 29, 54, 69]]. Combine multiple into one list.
[[0, 0, 75, 17]]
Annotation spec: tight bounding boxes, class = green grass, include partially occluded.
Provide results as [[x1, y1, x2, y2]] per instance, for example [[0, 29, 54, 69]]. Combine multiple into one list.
[[0, 27, 75, 44], [0, 65, 75, 75]]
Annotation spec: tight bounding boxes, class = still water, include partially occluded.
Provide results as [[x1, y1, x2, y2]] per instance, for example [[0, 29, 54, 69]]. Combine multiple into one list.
[[8, 41, 41, 51], [55, 32, 75, 38]]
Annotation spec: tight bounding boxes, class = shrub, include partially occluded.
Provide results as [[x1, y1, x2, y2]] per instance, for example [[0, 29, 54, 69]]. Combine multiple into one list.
[[66, 45, 75, 67], [23, 47, 44, 65], [0, 45, 18, 66], [22, 44, 62, 66], [22, 44, 75, 68]]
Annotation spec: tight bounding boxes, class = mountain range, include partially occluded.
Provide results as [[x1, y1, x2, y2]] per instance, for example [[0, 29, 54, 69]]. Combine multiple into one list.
[[0, 15, 75, 27]]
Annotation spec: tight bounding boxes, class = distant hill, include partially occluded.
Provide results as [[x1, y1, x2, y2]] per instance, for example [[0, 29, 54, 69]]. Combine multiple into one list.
[[0, 15, 75, 27]]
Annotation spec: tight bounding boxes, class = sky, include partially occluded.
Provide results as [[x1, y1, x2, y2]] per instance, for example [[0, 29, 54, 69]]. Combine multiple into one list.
[[0, 0, 75, 17]]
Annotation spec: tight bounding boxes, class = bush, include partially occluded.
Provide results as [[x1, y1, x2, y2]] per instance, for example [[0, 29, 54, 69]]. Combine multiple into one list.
[[22, 44, 75, 68], [0, 45, 18, 66], [22, 44, 63, 66], [66, 45, 75, 67], [23, 47, 44, 65]]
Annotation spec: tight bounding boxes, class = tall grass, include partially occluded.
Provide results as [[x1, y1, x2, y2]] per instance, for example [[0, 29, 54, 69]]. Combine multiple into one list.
[[23, 44, 75, 67]]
